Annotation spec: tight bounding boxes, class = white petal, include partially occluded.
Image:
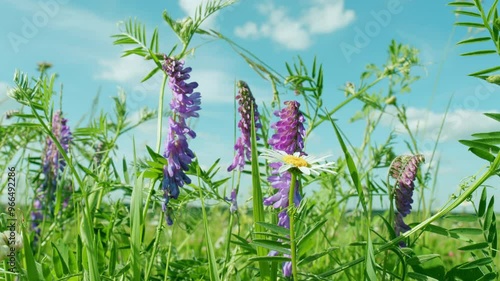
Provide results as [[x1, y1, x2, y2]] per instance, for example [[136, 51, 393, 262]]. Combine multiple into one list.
[[298, 166, 311, 175], [278, 164, 293, 174]]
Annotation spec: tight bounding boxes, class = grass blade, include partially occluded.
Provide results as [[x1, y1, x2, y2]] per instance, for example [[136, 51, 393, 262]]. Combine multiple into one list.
[[250, 104, 271, 280]]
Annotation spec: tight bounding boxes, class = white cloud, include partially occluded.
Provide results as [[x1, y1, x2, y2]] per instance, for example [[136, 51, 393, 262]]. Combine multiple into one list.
[[303, 0, 355, 34], [234, 22, 259, 39], [4, 0, 117, 42], [382, 107, 500, 142], [191, 69, 236, 103], [0, 82, 9, 96], [95, 55, 153, 83], [234, 0, 355, 50]]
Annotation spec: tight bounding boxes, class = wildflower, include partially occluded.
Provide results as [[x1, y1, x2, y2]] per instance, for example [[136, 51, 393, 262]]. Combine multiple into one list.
[[32, 111, 72, 239], [260, 149, 336, 176], [226, 189, 238, 213], [389, 154, 425, 245], [268, 101, 305, 154], [262, 101, 335, 277], [263, 101, 307, 220], [227, 81, 261, 172], [161, 56, 201, 225]]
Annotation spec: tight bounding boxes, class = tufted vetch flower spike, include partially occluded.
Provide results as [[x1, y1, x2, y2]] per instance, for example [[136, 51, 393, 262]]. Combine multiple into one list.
[[161, 56, 201, 225], [31, 111, 73, 241], [389, 154, 425, 246], [227, 81, 261, 172], [268, 101, 305, 154]]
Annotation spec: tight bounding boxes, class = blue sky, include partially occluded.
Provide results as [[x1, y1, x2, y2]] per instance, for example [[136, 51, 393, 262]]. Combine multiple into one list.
[[1, 0, 499, 211]]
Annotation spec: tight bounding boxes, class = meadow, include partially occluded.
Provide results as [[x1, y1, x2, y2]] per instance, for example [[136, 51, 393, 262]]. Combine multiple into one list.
[[0, 1, 500, 280]]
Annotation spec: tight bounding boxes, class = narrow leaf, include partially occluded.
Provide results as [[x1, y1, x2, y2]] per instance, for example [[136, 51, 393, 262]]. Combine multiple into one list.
[[458, 257, 493, 269], [461, 50, 497, 56]]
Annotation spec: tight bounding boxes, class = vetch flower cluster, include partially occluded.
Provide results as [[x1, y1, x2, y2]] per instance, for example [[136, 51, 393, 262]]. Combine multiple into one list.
[[227, 81, 261, 172], [264, 101, 306, 229], [263, 101, 307, 277], [261, 101, 335, 277], [32, 111, 72, 238], [161, 56, 201, 225], [268, 101, 305, 154], [389, 154, 425, 245]]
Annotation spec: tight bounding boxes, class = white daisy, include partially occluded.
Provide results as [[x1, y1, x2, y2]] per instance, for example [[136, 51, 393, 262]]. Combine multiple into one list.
[[260, 149, 336, 176]]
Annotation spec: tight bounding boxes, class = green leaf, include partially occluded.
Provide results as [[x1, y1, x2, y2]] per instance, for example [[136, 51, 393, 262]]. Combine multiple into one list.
[[231, 234, 256, 254], [251, 239, 291, 255], [469, 148, 496, 162], [408, 272, 440, 281], [141, 66, 161, 83], [472, 131, 500, 139], [483, 196, 494, 231], [458, 257, 493, 269], [459, 139, 499, 154], [448, 2, 475, 6], [409, 246, 446, 280], [298, 247, 338, 265], [449, 228, 484, 235], [469, 65, 500, 76], [485, 113, 500, 122], [461, 50, 497, 56], [444, 214, 478, 222], [473, 137, 500, 145], [454, 10, 481, 17], [490, 229, 497, 257], [52, 243, 70, 277], [458, 242, 490, 251], [457, 36, 491, 45], [249, 256, 291, 263], [253, 232, 290, 241], [22, 222, 41, 281], [130, 174, 143, 281], [478, 188, 487, 217], [407, 254, 440, 265], [297, 220, 327, 256], [256, 222, 290, 236], [455, 22, 486, 28], [477, 272, 498, 281], [487, 221, 496, 242]]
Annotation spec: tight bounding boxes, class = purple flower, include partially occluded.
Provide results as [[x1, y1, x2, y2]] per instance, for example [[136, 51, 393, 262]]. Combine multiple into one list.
[[227, 81, 261, 172], [390, 154, 425, 245], [264, 101, 306, 276], [161, 56, 201, 225], [268, 101, 305, 154], [264, 101, 306, 227], [32, 111, 72, 240], [282, 258, 292, 277], [226, 189, 238, 213]]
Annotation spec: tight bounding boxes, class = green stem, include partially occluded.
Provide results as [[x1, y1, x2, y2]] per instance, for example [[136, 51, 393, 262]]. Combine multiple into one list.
[[288, 171, 298, 280], [164, 225, 175, 281], [156, 74, 168, 153], [145, 212, 165, 280], [308, 76, 385, 137], [223, 172, 240, 279]]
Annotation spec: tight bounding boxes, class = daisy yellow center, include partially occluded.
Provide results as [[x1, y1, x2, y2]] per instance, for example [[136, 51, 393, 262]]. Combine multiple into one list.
[[283, 155, 309, 167]]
